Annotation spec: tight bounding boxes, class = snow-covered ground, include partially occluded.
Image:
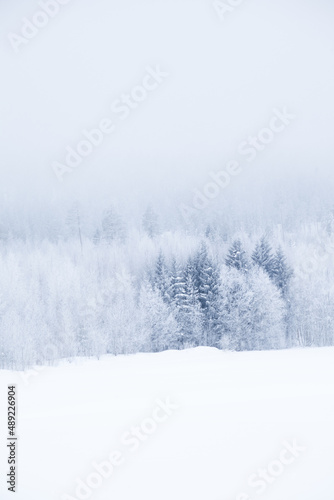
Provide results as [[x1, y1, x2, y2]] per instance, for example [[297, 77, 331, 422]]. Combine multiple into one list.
[[0, 346, 334, 500]]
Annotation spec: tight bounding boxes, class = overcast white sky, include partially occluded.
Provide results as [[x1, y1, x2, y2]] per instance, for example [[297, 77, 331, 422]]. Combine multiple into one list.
[[0, 0, 334, 207]]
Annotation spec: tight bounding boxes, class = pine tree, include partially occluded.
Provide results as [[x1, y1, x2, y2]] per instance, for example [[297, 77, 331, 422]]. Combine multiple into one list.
[[181, 262, 203, 346], [225, 239, 249, 273], [170, 260, 203, 348], [154, 252, 171, 302], [195, 243, 222, 346], [169, 258, 186, 306], [270, 247, 293, 295], [252, 237, 274, 275]]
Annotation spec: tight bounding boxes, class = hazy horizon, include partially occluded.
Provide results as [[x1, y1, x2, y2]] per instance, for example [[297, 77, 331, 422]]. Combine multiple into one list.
[[1, 0, 334, 211]]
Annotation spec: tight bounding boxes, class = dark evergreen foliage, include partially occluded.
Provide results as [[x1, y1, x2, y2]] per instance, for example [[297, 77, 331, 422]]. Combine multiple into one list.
[[225, 239, 249, 272]]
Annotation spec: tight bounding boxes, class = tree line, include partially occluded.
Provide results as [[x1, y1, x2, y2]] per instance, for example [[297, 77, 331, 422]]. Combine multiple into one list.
[[0, 202, 333, 369]]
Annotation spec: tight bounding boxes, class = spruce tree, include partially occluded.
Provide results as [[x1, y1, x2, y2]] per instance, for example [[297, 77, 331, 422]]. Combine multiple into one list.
[[195, 243, 222, 346], [225, 239, 249, 273], [154, 252, 171, 302], [168, 258, 187, 307], [176, 261, 203, 347], [270, 247, 293, 295], [251, 237, 274, 275]]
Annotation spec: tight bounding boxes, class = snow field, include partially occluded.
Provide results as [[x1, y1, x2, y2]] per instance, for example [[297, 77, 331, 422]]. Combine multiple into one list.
[[0, 346, 333, 499]]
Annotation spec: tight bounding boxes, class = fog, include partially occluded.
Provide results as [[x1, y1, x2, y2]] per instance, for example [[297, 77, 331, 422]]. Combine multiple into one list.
[[0, 0, 334, 213]]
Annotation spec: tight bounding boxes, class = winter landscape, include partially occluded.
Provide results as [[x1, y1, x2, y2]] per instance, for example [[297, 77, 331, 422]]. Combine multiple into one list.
[[1, 346, 334, 500], [1, 194, 334, 369], [1, 0, 334, 498]]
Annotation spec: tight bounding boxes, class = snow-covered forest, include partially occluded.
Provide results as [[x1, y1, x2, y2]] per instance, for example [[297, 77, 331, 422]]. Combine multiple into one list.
[[1, 197, 334, 370]]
